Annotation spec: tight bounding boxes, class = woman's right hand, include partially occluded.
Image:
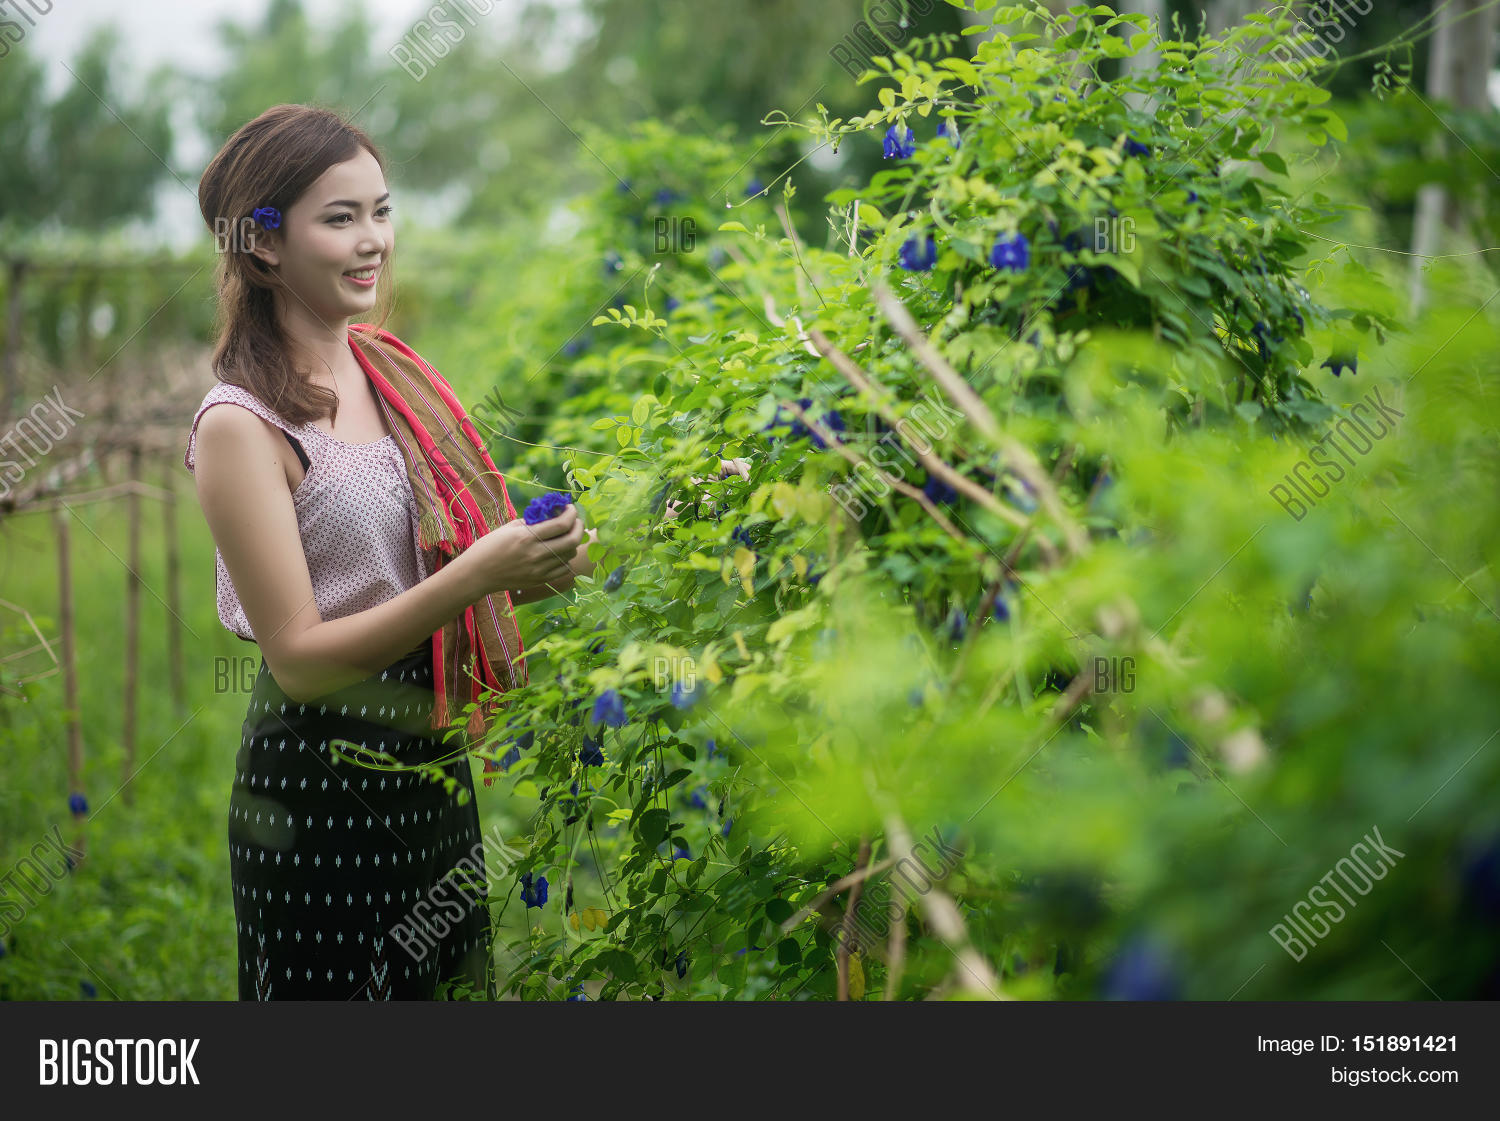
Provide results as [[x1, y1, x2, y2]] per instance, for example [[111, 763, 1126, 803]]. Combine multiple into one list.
[[464, 504, 585, 595]]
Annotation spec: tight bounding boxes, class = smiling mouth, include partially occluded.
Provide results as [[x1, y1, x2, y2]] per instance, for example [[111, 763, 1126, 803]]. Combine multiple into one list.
[[343, 265, 380, 280]]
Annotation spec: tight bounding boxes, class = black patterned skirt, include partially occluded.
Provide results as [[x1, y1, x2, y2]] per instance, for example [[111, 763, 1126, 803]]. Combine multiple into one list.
[[227, 641, 496, 1000]]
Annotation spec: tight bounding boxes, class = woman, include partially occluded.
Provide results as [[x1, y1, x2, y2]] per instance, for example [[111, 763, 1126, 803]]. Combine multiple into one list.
[[184, 104, 595, 1000]]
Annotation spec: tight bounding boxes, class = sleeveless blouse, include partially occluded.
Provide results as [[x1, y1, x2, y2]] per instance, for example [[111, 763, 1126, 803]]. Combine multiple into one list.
[[182, 382, 430, 643]]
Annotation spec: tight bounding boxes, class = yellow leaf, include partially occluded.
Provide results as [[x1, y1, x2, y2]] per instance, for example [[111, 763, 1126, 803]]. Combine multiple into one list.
[[734, 547, 756, 595], [570, 912, 581, 931], [733, 631, 749, 660], [792, 554, 808, 581], [849, 952, 866, 1000], [702, 652, 723, 684]]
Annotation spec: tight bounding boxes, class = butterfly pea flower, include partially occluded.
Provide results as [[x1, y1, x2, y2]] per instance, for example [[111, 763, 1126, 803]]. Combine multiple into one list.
[[68, 792, 87, 816], [923, 474, 959, 505], [654, 187, 678, 207], [672, 845, 691, 861], [705, 738, 719, 760], [882, 124, 915, 159], [899, 235, 938, 272], [80, 980, 97, 998], [989, 231, 1030, 272], [566, 983, 589, 1001], [744, 177, 765, 198], [670, 680, 700, 710], [579, 733, 606, 767], [936, 121, 961, 148], [1321, 354, 1357, 377], [675, 951, 689, 979], [664, 295, 681, 314], [688, 786, 708, 810], [523, 491, 574, 524], [520, 872, 549, 908], [946, 606, 967, 642], [993, 596, 1010, 623], [1123, 136, 1150, 157], [591, 689, 627, 728]]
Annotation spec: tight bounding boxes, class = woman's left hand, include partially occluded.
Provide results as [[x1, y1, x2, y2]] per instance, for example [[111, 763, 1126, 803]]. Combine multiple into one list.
[[664, 458, 751, 520]]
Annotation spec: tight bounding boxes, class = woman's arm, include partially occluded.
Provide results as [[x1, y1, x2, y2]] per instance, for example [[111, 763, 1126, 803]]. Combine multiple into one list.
[[194, 404, 511, 702]]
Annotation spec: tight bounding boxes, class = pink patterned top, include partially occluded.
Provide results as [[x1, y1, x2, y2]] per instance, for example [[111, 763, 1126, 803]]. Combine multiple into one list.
[[183, 382, 430, 643]]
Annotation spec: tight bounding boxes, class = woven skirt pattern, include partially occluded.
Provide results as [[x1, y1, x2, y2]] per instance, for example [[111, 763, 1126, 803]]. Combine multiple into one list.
[[228, 643, 496, 1000]]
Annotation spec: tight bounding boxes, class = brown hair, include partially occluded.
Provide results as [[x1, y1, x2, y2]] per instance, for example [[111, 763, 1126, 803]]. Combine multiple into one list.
[[197, 104, 394, 426]]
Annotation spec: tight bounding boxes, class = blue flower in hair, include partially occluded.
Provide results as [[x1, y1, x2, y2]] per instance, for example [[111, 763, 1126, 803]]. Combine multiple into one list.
[[252, 206, 281, 231]]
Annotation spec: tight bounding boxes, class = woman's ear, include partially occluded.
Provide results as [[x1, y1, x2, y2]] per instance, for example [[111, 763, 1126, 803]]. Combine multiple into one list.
[[248, 224, 280, 269]]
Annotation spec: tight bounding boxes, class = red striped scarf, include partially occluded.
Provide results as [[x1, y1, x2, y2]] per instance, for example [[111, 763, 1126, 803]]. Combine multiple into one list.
[[347, 323, 529, 738]]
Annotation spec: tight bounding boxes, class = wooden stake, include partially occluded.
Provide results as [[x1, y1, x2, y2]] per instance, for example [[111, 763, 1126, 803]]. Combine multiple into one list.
[[161, 456, 184, 716], [55, 504, 86, 860], [122, 444, 141, 804]]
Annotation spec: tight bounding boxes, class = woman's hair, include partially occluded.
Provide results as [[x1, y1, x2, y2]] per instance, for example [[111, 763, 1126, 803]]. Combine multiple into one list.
[[198, 103, 394, 426]]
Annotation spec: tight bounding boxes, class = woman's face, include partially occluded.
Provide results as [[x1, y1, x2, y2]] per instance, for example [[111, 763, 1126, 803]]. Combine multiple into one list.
[[253, 147, 393, 327]]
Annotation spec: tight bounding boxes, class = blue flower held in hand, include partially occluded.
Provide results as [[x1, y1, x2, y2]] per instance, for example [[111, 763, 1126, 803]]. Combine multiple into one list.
[[882, 124, 915, 159], [592, 688, 627, 727], [523, 491, 574, 525], [899, 235, 938, 272], [989, 232, 1030, 272], [252, 206, 281, 231]]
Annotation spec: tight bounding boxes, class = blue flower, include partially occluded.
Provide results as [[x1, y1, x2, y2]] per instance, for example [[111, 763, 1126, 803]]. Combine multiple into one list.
[[562, 334, 589, 357], [591, 689, 627, 728], [523, 491, 574, 524], [675, 950, 689, 978], [520, 872, 549, 909], [80, 980, 97, 998], [989, 231, 1030, 272], [603, 250, 624, 274], [1124, 136, 1150, 157], [946, 606, 967, 642], [936, 120, 961, 148], [615, 178, 632, 194], [664, 295, 681, 314], [565, 983, 589, 1001], [908, 686, 925, 706], [785, 397, 846, 448], [688, 786, 709, 810], [1102, 935, 1179, 1000], [603, 566, 626, 593], [653, 187, 678, 207], [923, 473, 958, 505], [670, 680, 700, 710], [744, 177, 765, 197], [579, 733, 605, 767], [993, 596, 1010, 623], [252, 206, 281, 231], [899, 235, 938, 272], [1321, 354, 1357, 377], [672, 845, 691, 861], [68, 792, 87, 816], [721, 817, 734, 836], [705, 738, 719, 760], [1186, 189, 1198, 203], [882, 124, 915, 159]]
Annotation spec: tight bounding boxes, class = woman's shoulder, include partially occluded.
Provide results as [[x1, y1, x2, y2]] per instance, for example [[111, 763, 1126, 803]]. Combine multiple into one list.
[[184, 380, 296, 472]]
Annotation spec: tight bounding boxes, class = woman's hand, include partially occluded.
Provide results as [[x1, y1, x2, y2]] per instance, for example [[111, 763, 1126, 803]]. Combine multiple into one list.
[[464, 504, 584, 595]]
